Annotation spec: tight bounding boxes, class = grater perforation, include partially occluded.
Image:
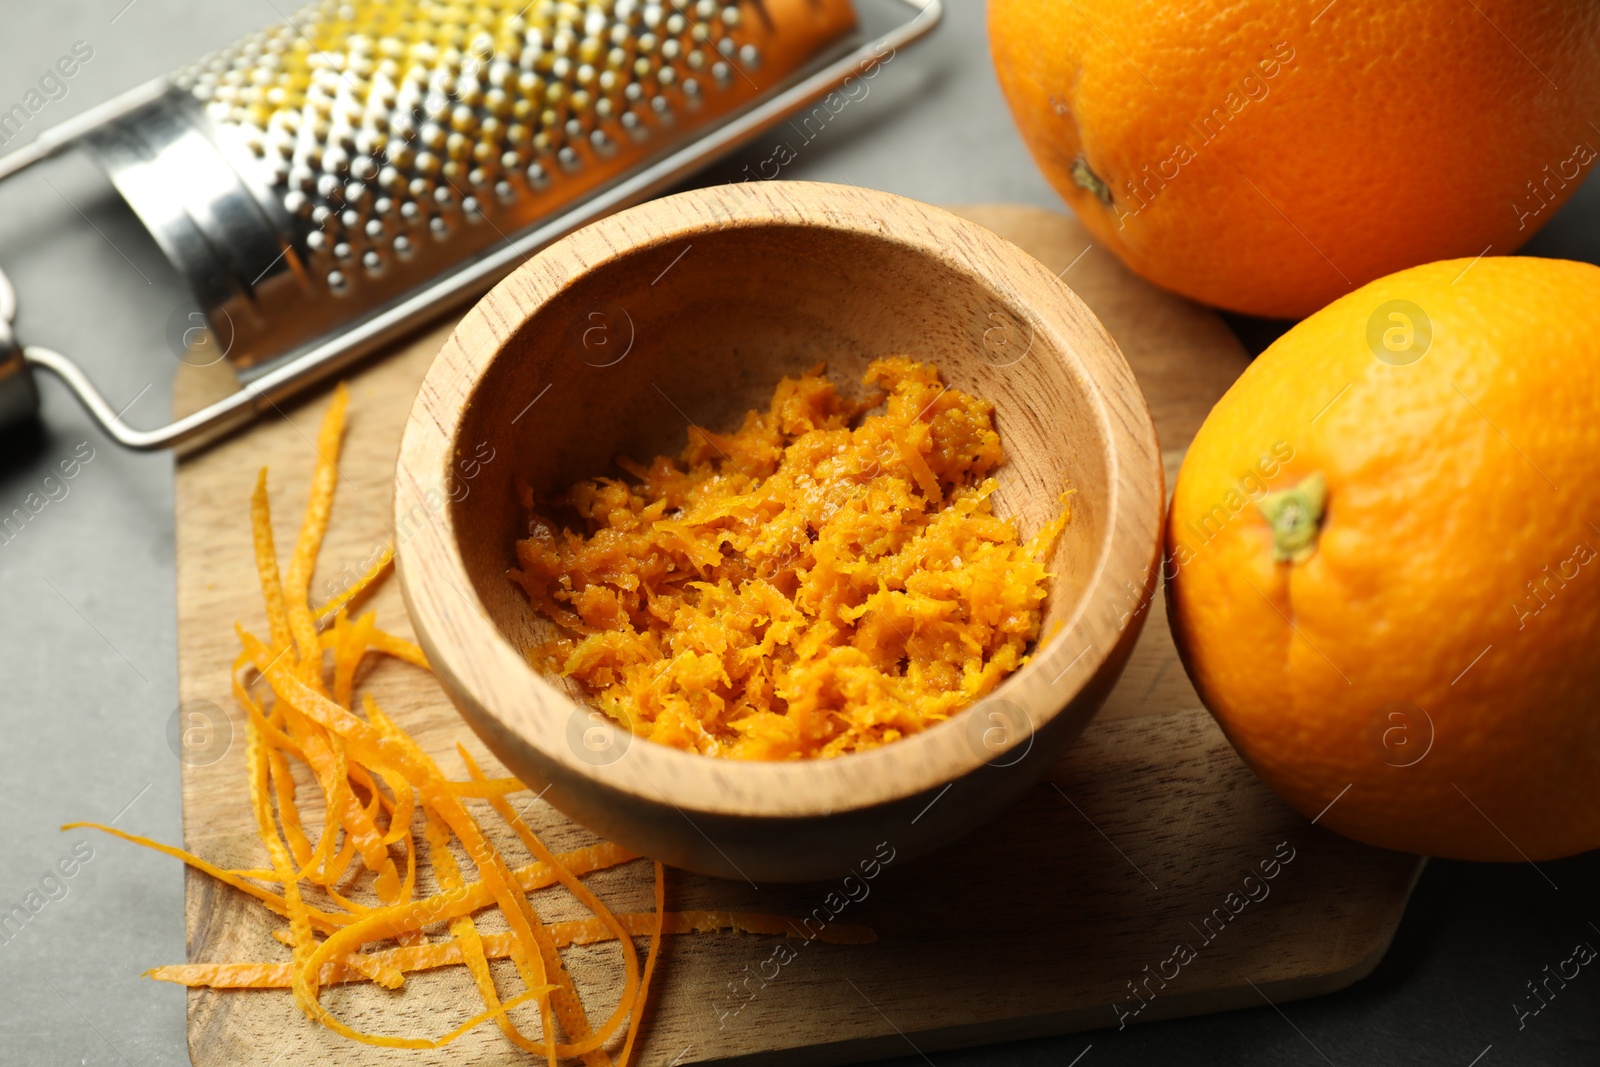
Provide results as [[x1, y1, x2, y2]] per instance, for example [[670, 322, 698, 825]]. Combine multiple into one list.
[[170, 1, 786, 305]]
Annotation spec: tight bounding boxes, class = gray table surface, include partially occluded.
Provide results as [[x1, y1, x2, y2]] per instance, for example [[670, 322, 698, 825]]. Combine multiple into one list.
[[1, 3, 1596, 1065]]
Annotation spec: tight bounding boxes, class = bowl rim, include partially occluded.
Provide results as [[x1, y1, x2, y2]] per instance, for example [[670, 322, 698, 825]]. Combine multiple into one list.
[[395, 180, 1163, 820]]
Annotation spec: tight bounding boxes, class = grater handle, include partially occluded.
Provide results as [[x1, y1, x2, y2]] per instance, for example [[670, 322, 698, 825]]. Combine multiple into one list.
[[0, 258, 258, 452], [23, 345, 259, 452], [0, 77, 170, 184], [0, 261, 283, 453], [0, 267, 38, 433]]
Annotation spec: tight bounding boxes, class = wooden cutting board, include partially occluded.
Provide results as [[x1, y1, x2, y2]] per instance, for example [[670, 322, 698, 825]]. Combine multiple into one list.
[[171, 203, 1424, 1067]]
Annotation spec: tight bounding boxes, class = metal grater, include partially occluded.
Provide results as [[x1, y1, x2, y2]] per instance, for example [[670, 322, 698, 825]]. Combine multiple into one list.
[[0, 0, 940, 452]]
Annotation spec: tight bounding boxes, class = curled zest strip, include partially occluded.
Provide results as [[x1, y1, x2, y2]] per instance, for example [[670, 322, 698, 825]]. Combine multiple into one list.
[[421, 804, 542, 1055], [314, 543, 394, 621], [240, 630, 563, 1056], [617, 862, 665, 1067], [147, 905, 877, 990], [73, 819, 640, 938], [284, 383, 347, 679], [381, 701, 560, 1064], [463, 746, 638, 1062]]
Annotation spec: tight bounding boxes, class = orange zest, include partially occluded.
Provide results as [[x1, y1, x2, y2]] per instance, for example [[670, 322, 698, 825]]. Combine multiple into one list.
[[70, 384, 873, 1060], [513, 358, 1069, 760]]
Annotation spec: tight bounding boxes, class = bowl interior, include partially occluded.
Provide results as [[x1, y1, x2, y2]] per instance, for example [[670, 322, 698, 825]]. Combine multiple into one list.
[[447, 219, 1113, 712]]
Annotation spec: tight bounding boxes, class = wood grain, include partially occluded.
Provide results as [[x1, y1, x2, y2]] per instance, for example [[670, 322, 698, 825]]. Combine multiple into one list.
[[173, 203, 1423, 1067]]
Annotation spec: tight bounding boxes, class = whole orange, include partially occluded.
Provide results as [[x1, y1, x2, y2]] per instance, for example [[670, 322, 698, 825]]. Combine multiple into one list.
[[988, 0, 1600, 319], [1165, 257, 1600, 861]]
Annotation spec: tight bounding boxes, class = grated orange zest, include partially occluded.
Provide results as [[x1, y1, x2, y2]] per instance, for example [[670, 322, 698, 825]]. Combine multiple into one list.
[[512, 358, 1068, 760]]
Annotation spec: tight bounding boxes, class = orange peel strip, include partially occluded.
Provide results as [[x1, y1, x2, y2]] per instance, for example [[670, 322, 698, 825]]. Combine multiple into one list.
[[314, 543, 394, 621], [462, 746, 639, 1059], [422, 805, 548, 1056], [243, 680, 321, 1000], [291, 788, 561, 1059], [90, 818, 638, 938], [445, 777, 528, 799], [368, 700, 562, 1067], [618, 862, 665, 1067], [233, 669, 315, 871], [152, 905, 876, 990], [264, 694, 559, 1060], [276, 696, 400, 903], [241, 625, 406, 901], [284, 384, 348, 679], [63, 822, 348, 931], [332, 610, 377, 712], [248, 468, 294, 656], [313, 789, 365, 898], [369, 627, 429, 669]]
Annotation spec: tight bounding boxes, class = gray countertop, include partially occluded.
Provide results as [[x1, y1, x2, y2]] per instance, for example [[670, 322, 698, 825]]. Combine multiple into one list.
[[1, 3, 1596, 1065]]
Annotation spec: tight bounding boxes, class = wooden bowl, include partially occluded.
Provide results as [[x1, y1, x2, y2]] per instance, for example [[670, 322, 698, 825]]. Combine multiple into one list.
[[396, 182, 1163, 882]]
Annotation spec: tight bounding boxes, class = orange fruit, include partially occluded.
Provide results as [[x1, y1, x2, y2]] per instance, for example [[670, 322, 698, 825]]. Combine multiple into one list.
[[988, 0, 1600, 319], [1165, 256, 1600, 861]]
